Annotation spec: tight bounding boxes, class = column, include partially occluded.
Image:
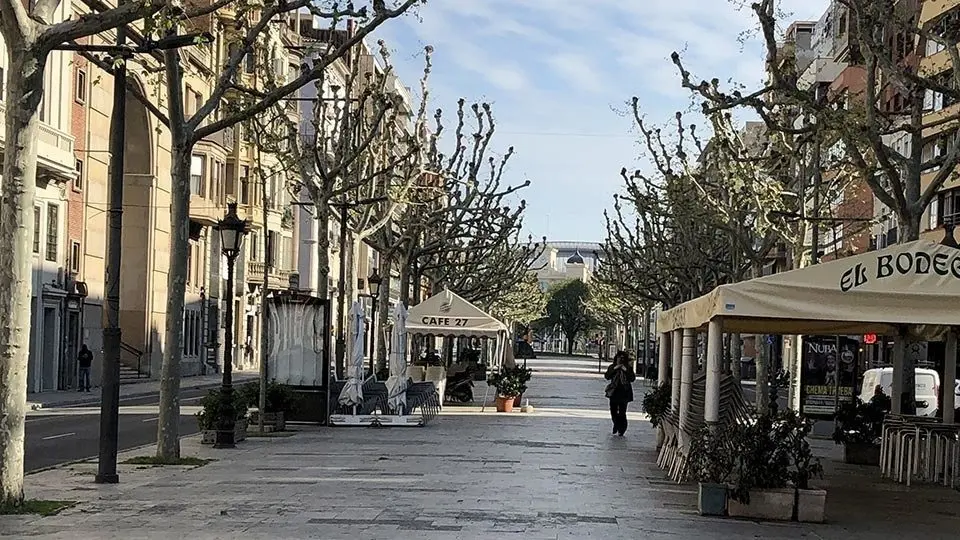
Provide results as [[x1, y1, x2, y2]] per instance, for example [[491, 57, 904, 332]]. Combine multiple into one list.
[[705, 320, 723, 424], [671, 329, 682, 412], [891, 333, 905, 415], [945, 330, 957, 424], [657, 331, 670, 387], [678, 328, 696, 431]]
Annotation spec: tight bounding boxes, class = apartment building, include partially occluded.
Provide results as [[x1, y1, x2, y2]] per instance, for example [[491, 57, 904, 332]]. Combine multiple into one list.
[[294, 16, 416, 350], [917, 0, 960, 243], [793, 4, 874, 263], [0, 2, 306, 394], [0, 3, 78, 392]]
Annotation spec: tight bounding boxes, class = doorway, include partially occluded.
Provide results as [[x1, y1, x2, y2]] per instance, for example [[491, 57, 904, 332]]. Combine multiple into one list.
[[41, 306, 59, 391]]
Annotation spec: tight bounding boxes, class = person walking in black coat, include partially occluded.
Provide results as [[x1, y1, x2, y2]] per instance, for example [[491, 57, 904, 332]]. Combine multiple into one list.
[[604, 351, 637, 436]]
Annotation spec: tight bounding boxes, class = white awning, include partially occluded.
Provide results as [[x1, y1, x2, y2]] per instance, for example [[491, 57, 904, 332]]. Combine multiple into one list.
[[406, 289, 507, 338], [657, 240, 960, 338]]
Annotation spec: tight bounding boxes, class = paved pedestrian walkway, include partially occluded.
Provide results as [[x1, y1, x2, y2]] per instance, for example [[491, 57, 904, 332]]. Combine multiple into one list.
[[27, 373, 259, 409], [5, 374, 960, 538]]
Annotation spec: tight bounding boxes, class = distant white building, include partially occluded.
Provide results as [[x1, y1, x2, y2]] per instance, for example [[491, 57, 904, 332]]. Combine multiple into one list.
[[532, 241, 601, 290]]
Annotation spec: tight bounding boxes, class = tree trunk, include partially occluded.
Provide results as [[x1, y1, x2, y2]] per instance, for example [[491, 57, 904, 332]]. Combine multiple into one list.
[[314, 199, 331, 300], [900, 211, 922, 243], [156, 141, 192, 459], [156, 46, 190, 458], [729, 332, 742, 383], [756, 335, 770, 414], [377, 253, 391, 371], [566, 335, 574, 355], [0, 46, 45, 508], [398, 253, 411, 306], [258, 177, 270, 433]]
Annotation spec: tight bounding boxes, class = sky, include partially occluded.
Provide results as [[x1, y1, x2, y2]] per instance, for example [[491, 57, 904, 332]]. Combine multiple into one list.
[[375, 0, 830, 243]]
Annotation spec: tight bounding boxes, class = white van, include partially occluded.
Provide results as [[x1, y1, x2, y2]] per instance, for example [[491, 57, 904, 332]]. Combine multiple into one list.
[[858, 368, 943, 417]]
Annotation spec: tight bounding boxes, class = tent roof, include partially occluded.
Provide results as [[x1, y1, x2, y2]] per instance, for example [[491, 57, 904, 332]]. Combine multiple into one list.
[[406, 289, 508, 337], [657, 240, 960, 336]]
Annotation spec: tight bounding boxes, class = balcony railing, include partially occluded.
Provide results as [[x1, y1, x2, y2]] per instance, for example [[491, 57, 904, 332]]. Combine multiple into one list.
[[247, 261, 293, 284]]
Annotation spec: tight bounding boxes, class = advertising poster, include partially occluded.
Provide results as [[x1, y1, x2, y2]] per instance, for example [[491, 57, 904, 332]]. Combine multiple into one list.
[[801, 335, 859, 418]]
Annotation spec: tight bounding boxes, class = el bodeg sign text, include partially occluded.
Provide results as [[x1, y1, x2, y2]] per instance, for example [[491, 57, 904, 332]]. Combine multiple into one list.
[[840, 250, 960, 292]]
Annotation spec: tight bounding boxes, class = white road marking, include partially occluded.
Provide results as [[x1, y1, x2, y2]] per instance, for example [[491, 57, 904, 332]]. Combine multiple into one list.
[[42, 432, 75, 440]]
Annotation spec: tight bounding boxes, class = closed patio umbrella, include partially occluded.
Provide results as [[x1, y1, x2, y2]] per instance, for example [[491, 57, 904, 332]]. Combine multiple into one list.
[[338, 301, 365, 411], [386, 304, 408, 413]]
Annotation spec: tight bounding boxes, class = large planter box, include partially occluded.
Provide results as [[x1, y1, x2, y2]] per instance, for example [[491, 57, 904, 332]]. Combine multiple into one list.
[[200, 418, 249, 445], [727, 488, 826, 523], [698, 482, 727, 516], [249, 411, 286, 432], [796, 489, 827, 523], [727, 488, 794, 522], [844, 442, 880, 466]]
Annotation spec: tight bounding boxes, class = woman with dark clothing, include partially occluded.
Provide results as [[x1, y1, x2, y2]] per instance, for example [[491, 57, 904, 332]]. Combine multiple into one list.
[[604, 351, 637, 436]]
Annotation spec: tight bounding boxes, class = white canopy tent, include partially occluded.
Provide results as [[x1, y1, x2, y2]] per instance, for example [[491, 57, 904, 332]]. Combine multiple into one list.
[[407, 288, 509, 338], [655, 239, 960, 433]]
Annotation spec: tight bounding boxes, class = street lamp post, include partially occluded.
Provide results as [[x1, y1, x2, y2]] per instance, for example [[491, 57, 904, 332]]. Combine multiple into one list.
[[365, 269, 383, 376], [215, 203, 249, 449]]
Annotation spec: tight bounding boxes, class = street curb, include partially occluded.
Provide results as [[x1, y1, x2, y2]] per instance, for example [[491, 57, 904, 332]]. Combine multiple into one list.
[[28, 376, 258, 410], [25, 434, 204, 476]]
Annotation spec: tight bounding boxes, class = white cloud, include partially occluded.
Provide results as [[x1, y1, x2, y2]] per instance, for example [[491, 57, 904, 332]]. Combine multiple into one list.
[[545, 53, 605, 95], [376, 0, 833, 241]]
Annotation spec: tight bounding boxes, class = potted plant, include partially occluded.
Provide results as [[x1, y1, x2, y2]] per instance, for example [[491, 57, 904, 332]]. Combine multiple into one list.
[[833, 395, 889, 465], [487, 369, 523, 412], [727, 410, 825, 523], [241, 380, 302, 431], [687, 424, 738, 516], [641, 382, 671, 448], [198, 388, 250, 444], [780, 410, 825, 523], [510, 366, 533, 407]]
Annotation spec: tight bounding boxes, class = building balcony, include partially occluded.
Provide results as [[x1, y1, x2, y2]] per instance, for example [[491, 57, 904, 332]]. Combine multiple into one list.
[[919, 47, 954, 78], [922, 102, 960, 138], [189, 194, 224, 226], [200, 125, 234, 152], [920, 0, 960, 25], [246, 260, 293, 285], [0, 102, 75, 181]]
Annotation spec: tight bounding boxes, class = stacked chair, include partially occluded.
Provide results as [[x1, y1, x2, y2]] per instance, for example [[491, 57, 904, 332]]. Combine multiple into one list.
[[880, 414, 960, 488]]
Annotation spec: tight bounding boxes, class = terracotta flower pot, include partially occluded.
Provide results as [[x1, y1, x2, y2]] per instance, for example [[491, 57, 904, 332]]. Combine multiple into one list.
[[495, 395, 516, 412]]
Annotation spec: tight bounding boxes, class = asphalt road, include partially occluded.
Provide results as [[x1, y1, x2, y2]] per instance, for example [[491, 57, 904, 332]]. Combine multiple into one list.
[[24, 387, 210, 472]]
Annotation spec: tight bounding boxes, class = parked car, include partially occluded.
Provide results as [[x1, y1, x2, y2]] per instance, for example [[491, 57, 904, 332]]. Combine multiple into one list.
[[858, 367, 947, 417]]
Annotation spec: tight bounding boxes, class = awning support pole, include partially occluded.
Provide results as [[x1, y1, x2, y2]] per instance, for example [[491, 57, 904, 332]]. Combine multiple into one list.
[[671, 329, 682, 412], [944, 330, 957, 425], [678, 328, 696, 445], [658, 332, 670, 387], [705, 320, 723, 425], [891, 332, 906, 415]]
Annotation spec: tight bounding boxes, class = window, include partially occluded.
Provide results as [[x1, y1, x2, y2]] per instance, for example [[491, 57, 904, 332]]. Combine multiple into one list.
[[250, 233, 259, 261], [190, 154, 206, 197], [45, 204, 58, 262], [240, 165, 250, 204], [74, 159, 84, 191], [193, 90, 202, 121], [0, 66, 5, 101], [75, 68, 86, 103], [33, 206, 40, 254], [938, 187, 960, 227], [245, 49, 256, 73], [186, 243, 193, 286], [70, 241, 81, 273]]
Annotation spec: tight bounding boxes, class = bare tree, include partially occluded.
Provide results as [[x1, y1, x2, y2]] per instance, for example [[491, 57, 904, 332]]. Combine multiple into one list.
[[153, 0, 422, 460], [0, 0, 191, 508]]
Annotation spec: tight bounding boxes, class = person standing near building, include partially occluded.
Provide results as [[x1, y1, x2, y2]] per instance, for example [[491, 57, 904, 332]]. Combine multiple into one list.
[[78, 344, 93, 392]]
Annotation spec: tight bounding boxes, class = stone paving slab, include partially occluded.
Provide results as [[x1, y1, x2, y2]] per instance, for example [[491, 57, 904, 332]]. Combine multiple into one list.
[[5, 363, 960, 538]]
